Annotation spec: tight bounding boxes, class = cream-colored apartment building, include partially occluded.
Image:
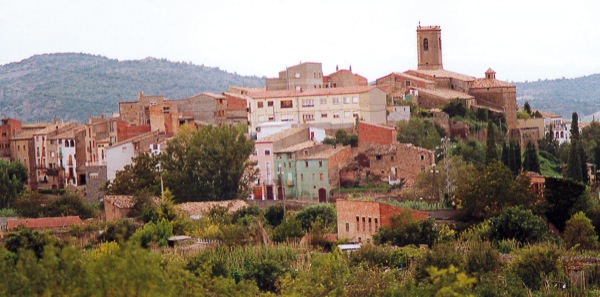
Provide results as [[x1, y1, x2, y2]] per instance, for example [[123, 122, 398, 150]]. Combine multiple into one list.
[[245, 86, 387, 132]]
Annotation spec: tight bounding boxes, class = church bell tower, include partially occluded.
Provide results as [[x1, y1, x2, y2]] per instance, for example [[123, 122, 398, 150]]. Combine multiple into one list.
[[417, 25, 443, 70]]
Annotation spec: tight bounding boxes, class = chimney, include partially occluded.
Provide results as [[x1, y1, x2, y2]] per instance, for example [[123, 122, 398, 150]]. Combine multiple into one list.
[[349, 65, 352, 72], [336, 65, 339, 71]]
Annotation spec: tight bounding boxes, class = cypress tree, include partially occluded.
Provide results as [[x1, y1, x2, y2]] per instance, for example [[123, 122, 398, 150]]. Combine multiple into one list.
[[567, 113, 583, 182], [523, 140, 540, 173], [485, 121, 498, 165], [512, 140, 522, 174]]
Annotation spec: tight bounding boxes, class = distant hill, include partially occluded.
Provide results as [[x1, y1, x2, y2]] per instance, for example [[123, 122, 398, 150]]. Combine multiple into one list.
[[515, 74, 600, 120], [0, 53, 265, 123]]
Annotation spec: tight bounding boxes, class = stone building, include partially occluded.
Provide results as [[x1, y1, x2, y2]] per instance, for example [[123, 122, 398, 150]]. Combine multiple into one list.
[[375, 25, 517, 131], [323, 67, 368, 88], [336, 199, 429, 243], [85, 165, 107, 202], [118, 91, 165, 126], [0, 118, 22, 160], [222, 92, 249, 125], [266, 62, 324, 91], [10, 129, 38, 190], [340, 143, 435, 187]]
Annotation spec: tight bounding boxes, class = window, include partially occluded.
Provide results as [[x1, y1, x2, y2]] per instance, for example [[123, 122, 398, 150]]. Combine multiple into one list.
[[345, 223, 349, 233], [257, 102, 263, 108], [280, 100, 293, 108], [321, 113, 327, 118], [420, 154, 425, 160], [294, 72, 300, 78], [343, 97, 351, 104], [268, 101, 274, 107], [333, 113, 340, 119], [333, 97, 340, 104], [356, 216, 360, 231], [305, 161, 308, 167], [368, 218, 372, 231], [319, 172, 324, 181], [302, 99, 314, 107], [1, 132, 6, 137], [318, 161, 322, 167], [265, 150, 271, 156], [352, 96, 359, 103], [375, 218, 379, 231], [163, 106, 170, 114], [302, 114, 315, 122], [320, 98, 327, 105], [50, 152, 55, 158], [423, 38, 429, 51], [362, 217, 366, 231], [287, 153, 292, 159], [281, 114, 294, 122], [376, 155, 382, 160]]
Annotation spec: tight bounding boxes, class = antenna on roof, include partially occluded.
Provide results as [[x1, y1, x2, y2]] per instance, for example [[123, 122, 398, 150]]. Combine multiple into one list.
[[418, 21, 421, 28]]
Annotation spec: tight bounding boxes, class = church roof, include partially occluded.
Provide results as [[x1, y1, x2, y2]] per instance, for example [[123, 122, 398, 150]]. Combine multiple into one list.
[[471, 78, 514, 89]]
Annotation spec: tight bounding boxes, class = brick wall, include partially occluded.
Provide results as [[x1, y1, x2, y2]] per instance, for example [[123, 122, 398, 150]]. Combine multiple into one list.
[[336, 199, 381, 242], [358, 122, 397, 148], [116, 122, 151, 142]]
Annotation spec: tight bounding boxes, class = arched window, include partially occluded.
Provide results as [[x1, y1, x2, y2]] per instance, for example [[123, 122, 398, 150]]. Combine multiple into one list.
[[423, 38, 429, 51], [68, 155, 73, 166], [70, 139, 74, 147], [560, 131, 564, 138]]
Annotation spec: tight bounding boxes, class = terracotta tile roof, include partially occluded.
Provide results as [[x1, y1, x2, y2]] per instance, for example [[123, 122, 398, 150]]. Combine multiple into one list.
[[394, 72, 435, 84], [362, 142, 434, 156], [537, 110, 562, 118], [49, 125, 86, 140], [109, 130, 163, 148], [275, 140, 318, 153], [471, 78, 514, 89], [7, 216, 82, 230], [297, 145, 347, 160], [416, 87, 475, 100], [33, 122, 76, 135], [177, 200, 249, 217], [247, 86, 377, 99], [256, 126, 308, 143], [408, 69, 476, 82]]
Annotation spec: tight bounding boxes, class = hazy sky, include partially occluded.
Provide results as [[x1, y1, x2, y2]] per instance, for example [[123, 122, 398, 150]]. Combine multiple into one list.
[[1, 0, 599, 82]]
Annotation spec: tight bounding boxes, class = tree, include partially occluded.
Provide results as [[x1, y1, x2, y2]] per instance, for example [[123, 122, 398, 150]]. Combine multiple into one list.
[[294, 204, 336, 231], [161, 124, 256, 201], [44, 192, 97, 219], [522, 140, 540, 173], [397, 117, 446, 150], [538, 124, 559, 157], [105, 151, 161, 196], [567, 112, 584, 182], [488, 206, 548, 244], [563, 211, 598, 249], [455, 161, 537, 222], [0, 160, 28, 209], [485, 121, 498, 165], [374, 209, 439, 247], [510, 244, 562, 291], [523, 101, 532, 115], [501, 140, 522, 176], [442, 99, 468, 118], [544, 177, 587, 231]]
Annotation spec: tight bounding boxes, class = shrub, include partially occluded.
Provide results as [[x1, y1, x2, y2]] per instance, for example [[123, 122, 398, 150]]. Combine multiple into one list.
[[464, 241, 501, 276], [563, 211, 598, 250], [488, 206, 548, 244], [44, 192, 97, 219], [415, 243, 464, 283], [272, 217, 304, 243], [510, 244, 563, 291], [295, 204, 336, 231], [264, 204, 285, 227]]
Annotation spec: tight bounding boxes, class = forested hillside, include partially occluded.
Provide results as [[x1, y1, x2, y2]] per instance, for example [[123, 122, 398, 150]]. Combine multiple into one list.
[[515, 74, 600, 120], [0, 53, 264, 123]]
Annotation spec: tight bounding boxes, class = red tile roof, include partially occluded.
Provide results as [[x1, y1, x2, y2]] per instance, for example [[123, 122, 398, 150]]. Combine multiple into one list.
[[471, 78, 514, 89], [7, 216, 82, 230]]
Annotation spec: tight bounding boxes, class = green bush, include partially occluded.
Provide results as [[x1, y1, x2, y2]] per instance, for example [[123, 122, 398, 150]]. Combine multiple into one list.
[[264, 204, 285, 227], [510, 244, 563, 291], [465, 241, 501, 276], [415, 243, 464, 283], [44, 192, 97, 219], [295, 204, 336, 231], [488, 206, 548, 244], [272, 217, 304, 243]]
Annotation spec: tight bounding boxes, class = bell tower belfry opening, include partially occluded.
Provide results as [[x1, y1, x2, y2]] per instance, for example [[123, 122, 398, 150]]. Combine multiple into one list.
[[417, 25, 443, 70]]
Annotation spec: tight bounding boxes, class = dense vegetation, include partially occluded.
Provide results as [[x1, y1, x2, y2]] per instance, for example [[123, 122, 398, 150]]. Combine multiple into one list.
[[0, 53, 264, 123]]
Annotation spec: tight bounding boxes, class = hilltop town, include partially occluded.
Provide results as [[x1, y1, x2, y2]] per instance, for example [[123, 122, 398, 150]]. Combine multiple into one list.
[[1, 25, 600, 295]]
